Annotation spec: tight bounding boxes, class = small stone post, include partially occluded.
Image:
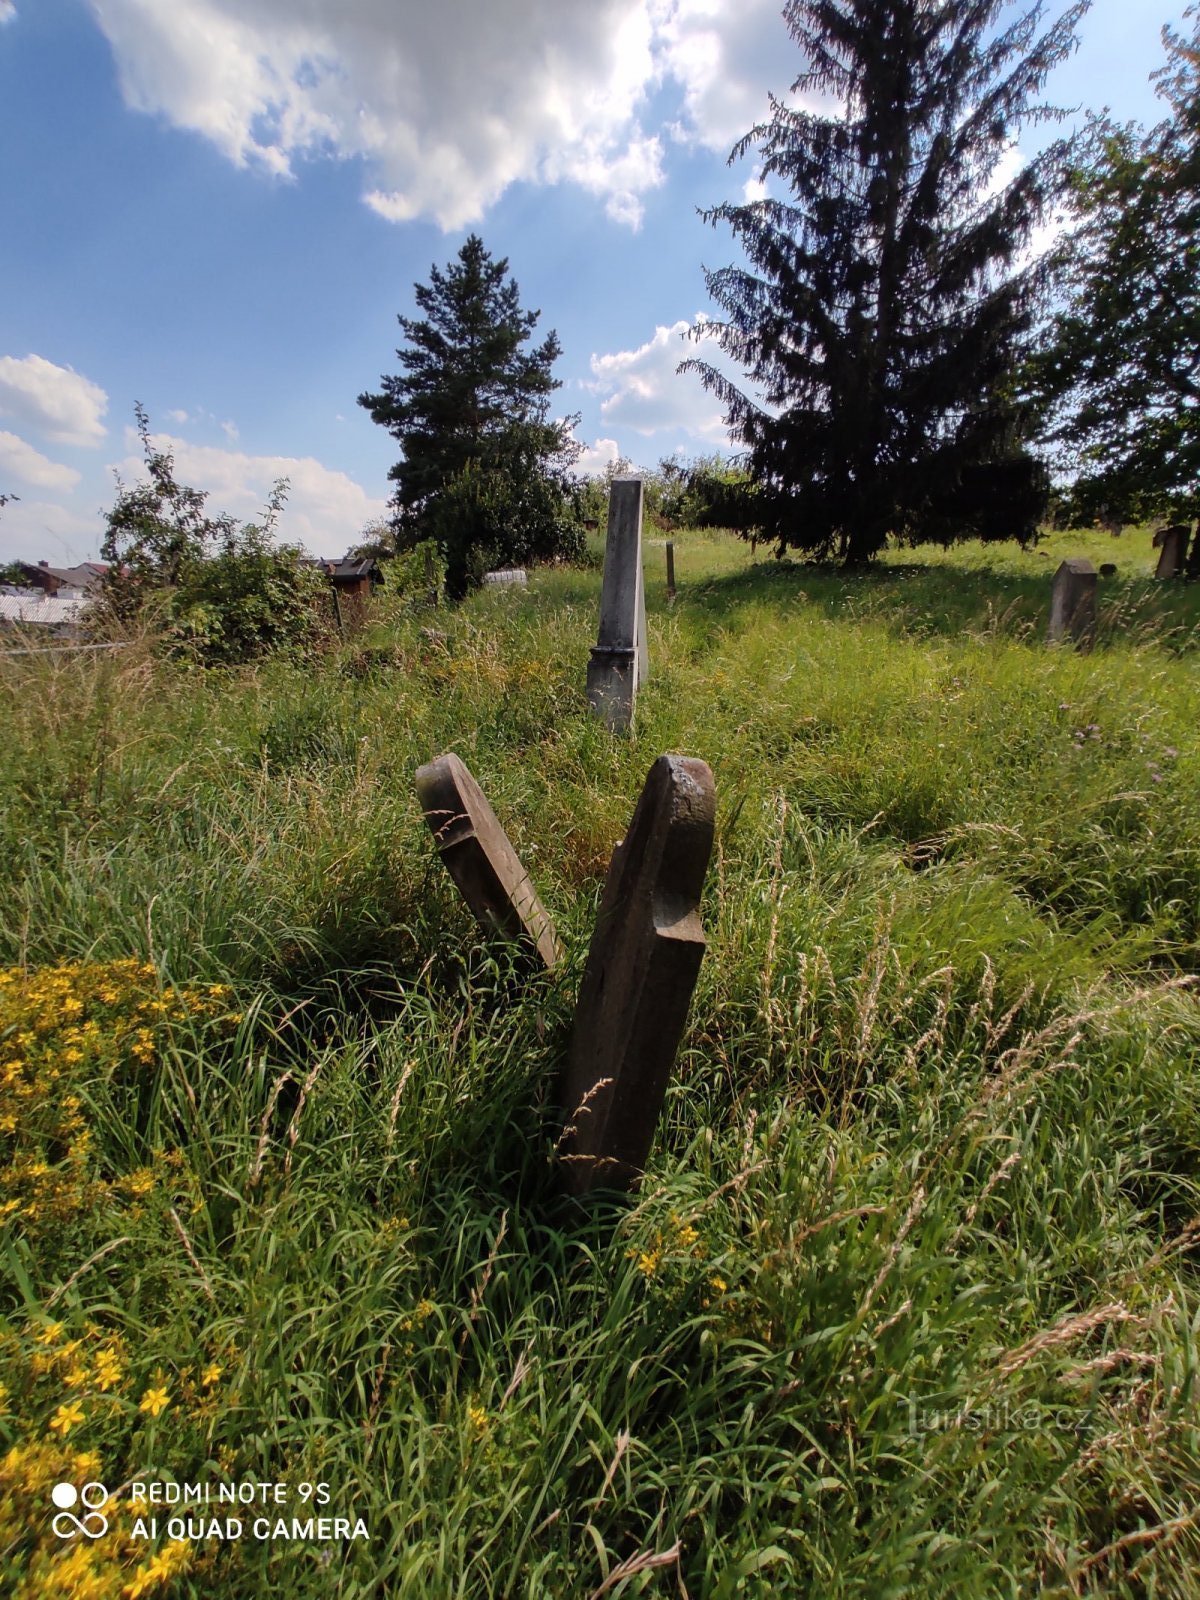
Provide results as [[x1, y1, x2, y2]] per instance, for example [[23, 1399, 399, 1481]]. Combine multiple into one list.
[[586, 477, 648, 731], [557, 755, 715, 1196], [1047, 557, 1097, 648], [424, 546, 438, 605], [415, 752, 562, 970], [1153, 524, 1189, 579], [666, 540, 676, 603]]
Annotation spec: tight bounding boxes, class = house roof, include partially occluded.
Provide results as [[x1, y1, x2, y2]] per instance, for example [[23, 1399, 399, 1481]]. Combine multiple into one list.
[[0, 594, 91, 626], [18, 561, 109, 592]]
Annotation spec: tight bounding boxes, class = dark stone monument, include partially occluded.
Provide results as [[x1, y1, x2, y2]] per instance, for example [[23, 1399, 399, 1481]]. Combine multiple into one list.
[[557, 755, 715, 1196], [415, 753, 562, 970], [586, 477, 649, 731], [1153, 524, 1189, 579], [1047, 558, 1097, 647], [1100, 562, 1117, 577], [666, 540, 676, 602]]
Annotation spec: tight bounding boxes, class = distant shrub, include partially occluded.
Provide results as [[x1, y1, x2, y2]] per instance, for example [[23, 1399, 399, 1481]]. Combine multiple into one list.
[[100, 405, 330, 665]]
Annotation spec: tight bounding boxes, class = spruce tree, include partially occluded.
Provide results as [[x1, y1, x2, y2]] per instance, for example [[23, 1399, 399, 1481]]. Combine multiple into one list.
[[683, 0, 1085, 564], [358, 234, 580, 595]]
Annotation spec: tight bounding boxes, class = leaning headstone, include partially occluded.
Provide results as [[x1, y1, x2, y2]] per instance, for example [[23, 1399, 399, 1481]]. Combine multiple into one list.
[[1099, 562, 1117, 577], [586, 478, 649, 731], [1047, 558, 1097, 647], [483, 568, 527, 587], [557, 755, 715, 1196], [1153, 524, 1188, 579], [415, 753, 562, 970]]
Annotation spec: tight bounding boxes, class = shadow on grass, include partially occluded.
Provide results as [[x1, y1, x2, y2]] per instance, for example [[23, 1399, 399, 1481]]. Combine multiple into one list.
[[672, 552, 1200, 649]]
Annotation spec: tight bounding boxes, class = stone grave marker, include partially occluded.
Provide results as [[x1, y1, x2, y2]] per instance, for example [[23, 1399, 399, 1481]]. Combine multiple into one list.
[[1099, 562, 1117, 577], [586, 477, 649, 731], [483, 568, 528, 587], [1153, 524, 1189, 579], [666, 540, 676, 602], [415, 752, 562, 970], [557, 754, 715, 1197], [1047, 557, 1097, 647]]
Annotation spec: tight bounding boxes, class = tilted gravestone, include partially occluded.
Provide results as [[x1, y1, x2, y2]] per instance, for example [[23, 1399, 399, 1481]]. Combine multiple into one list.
[[415, 753, 562, 970], [557, 755, 715, 1196], [586, 477, 649, 731], [1047, 558, 1097, 647], [1153, 524, 1189, 579]]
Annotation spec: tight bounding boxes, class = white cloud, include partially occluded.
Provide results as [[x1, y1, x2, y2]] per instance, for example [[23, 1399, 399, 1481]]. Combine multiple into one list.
[[0, 498, 102, 567], [112, 430, 386, 554], [219, 419, 239, 442], [0, 2, 16, 24], [84, 0, 793, 230], [584, 318, 745, 445], [0, 432, 81, 493], [572, 436, 623, 477], [654, 0, 798, 154], [0, 355, 108, 447], [167, 408, 190, 423]]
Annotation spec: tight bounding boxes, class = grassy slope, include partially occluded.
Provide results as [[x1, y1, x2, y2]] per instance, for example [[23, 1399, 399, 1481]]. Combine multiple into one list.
[[1, 527, 1199, 1597]]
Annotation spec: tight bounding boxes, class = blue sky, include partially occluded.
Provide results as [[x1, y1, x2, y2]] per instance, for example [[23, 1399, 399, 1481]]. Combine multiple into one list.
[[0, 0, 1188, 564]]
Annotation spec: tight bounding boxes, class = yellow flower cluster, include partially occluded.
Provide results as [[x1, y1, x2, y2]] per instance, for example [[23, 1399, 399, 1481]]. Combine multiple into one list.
[[0, 961, 236, 1235], [0, 1438, 192, 1599], [627, 1212, 707, 1280]]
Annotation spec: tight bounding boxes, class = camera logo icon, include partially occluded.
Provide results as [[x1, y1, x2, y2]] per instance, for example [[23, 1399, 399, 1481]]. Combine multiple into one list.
[[51, 1482, 110, 1539]]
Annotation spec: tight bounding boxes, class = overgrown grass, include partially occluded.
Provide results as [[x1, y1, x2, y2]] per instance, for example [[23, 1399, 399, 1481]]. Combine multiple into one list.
[[1, 527, 1199, 1597]]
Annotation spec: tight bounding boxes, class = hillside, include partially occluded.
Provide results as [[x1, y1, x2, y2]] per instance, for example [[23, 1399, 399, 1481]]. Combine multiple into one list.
[[2, 528, 1199, 1598]]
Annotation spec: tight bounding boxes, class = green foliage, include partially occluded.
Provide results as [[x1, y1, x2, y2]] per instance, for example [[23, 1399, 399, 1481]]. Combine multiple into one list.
[[1032, 15, 1200, 523], [99, 406, 328, 664], [684, 0, 1082, 563], [168, 523, 331, 667], [358, 235, 582, 596]]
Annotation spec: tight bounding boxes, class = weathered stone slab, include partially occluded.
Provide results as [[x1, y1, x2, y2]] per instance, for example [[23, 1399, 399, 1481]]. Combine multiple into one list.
[[586, 477, 648, 731], [415, 753, 562, 970], [557, 755, 715, 1196], [1153, 524, 1189, 579], [1047, 557, 1097, 647], [483, 568, 527, 587]]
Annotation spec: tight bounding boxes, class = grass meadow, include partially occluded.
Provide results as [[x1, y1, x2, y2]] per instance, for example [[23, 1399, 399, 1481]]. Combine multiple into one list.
[[1, 525, 1200, 1597]]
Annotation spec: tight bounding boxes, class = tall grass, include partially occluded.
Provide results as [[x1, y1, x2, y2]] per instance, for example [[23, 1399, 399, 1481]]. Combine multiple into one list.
[[1, 529, 1199, 1596]]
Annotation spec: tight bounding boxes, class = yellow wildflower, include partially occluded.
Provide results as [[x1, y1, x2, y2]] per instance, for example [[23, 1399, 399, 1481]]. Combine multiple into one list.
[[49, 1400, 86, 1435], [35, 1320, 64, 1345], [200, 1363, 222, 1387], [139, 1386, 170, 1418]]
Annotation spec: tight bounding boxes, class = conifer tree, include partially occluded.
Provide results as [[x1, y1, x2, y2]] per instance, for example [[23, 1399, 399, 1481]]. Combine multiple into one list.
[[358, 234, 580, 594], [683, 0, 1085, 564], [1031, 13, 1200, 524]]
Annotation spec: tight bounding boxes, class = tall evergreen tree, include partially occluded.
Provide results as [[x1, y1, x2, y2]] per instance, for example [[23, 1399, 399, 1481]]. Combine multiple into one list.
[[358, 235, 580, 594], [1030, 13, 1200, 524], [683, 0, 1085, 564]]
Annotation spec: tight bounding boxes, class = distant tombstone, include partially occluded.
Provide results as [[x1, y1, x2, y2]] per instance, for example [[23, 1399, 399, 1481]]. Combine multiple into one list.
[[1153, 524, 1188, 579], [414, 752, 562, 970], [557, 755, 715, 1196], [666, 540, 676, 602], [586, 478, 649, 731], [1099, 562, 1117, 577], [1047, 557, 1097, 647], [483, 568, 527, 587]]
